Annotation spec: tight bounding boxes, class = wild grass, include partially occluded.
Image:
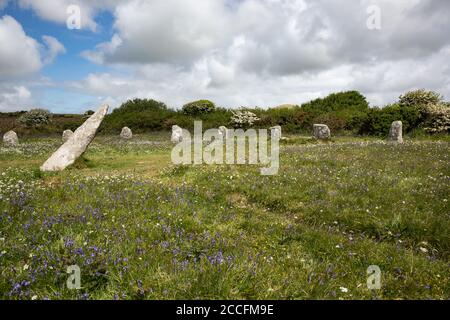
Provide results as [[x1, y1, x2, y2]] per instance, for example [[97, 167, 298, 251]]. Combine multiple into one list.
[[0, 134, 448, 300]]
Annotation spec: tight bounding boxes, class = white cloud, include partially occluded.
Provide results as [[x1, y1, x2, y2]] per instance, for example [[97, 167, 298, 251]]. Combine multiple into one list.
[[83, 0, 232, 64], [41, 35, 66, 65], [0, 15, 65, 112], [74, 42, 450, 110], [0, 15, 66, 77], [72, 62, 352, 109], [0, 15, 42, 76], [349, 45, 450, 106], [85, 0, 450, 71], [17, 0, 121, 31], [3, 0, 450, 111], [0, 84, 32, 111], [72, 0, 450, 108]]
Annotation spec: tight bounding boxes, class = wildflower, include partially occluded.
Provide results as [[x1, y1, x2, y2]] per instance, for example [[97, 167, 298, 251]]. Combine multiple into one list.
[[64, 239, 74, 248], [339, 287, 349, 293]]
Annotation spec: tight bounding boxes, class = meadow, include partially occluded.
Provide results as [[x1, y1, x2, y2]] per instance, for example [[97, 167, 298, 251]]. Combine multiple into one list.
[[0, 133, 449, 300]]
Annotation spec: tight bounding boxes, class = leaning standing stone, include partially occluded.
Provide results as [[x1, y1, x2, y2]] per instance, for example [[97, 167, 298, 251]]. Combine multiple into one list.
[[120, 127, 133, 139], [313, 124, 331, 140], [388, 121, 403, 143], [40, 105, 109, 172], [3, 131, 19, 146], [62, 130, 74, 143], [171, 125, 183, 143]]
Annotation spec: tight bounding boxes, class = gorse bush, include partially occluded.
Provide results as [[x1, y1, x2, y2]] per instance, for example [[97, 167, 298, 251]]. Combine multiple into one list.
[[18, 109, 52, 128], [182, 100, 215, 116]]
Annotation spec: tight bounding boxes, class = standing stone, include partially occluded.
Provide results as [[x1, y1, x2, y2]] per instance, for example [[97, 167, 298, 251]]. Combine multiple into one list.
[[40, 105, 109, 172], [120, 127, 133, 140], [313, 124, 331, 140], [62, 130, 74, 143], [171, 125, 183, 144], [3, 131, 19, 146], [388, 121, 403, 143], [270, 125, 282, 139]]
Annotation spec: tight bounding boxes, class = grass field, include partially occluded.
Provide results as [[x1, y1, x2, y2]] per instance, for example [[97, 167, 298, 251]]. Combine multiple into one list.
[[0, 133, 449, 300]]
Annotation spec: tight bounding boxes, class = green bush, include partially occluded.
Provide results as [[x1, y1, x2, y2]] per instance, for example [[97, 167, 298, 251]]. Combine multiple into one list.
[[161, 108, 231, 131], [301, 91, 369, 115], [258, 107, 300, 126], [112, 98, 168, 114], [312, 112, 348, 132], [359, 103, 423, 136], [5, 89, 446, 137], [182, 100, 215, 116], [102, 99, 172, 133], [18, 109, 52, 128], [300, 91, 369, 133], [357, 89, 447, 136]]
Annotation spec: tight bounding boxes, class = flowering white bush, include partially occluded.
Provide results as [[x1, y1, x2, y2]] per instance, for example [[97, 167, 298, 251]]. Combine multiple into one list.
[[18, 109, 52, 127], [399, 89, 443, 107], [423, 103, 450, 134], [230, 110, 260, 128]]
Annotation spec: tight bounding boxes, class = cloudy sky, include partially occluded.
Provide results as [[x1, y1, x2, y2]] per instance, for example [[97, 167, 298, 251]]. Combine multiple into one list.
[[0, 0, 449, 113]]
